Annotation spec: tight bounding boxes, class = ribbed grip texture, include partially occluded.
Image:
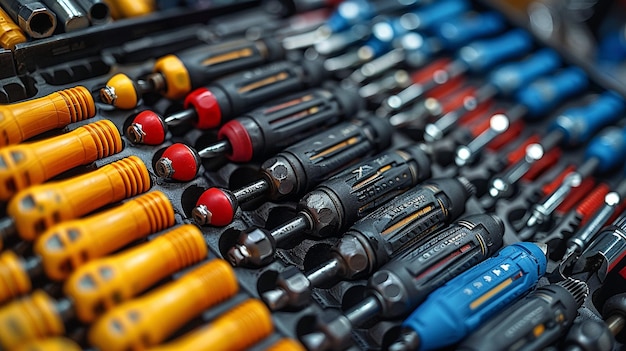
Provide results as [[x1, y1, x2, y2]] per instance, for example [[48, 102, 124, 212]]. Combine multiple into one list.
[[0, 291, 64, 349], [81, 120, 123, 159], [108, 156, 151, 198], [457, 176, 476, 196], [219, 299, 273, 350], [134, 191, 174, 232], [557, 278, 589, 307], [57, 86, 96, 123], [193, 259, 238, 307], [0, 251, 30, 303], [163, 225, 208, 271], [577, 184, 610, 222]]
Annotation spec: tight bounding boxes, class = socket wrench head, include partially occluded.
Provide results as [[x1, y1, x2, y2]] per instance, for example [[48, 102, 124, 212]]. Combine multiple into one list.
[[17, 2, 56, 38], [42, 0, 88, 32]]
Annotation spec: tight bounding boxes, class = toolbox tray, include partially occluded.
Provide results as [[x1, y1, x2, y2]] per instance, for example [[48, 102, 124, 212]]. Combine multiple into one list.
[[2, 1, 626, 350]]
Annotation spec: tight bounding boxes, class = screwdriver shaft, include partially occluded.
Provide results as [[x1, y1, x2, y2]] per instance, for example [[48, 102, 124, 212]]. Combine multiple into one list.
[[307, 257, 342, 287], [163, 108, 197, 126], [606, 315, 625, 336], [232, 179, 270, 204], [197, 140, 232, 158], [345, 296, 381, 326], [271, 213, 310, 243]]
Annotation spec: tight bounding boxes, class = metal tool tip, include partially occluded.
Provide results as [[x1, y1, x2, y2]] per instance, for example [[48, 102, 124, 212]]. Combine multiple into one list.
[[126, 124, 145, 144], [605, 192, 621, 207], [357, 46, 374, 61], [490, 113, 510, 132], [388, 331, 419, 351], [227, 244, 249, 267], [100, 85, 116, 105], [385, 95, 403, 111], [197, 140, 232, 159], [525, 211, 541, 228], [424, 97, 442, 116], [525, 143, 545, 161], [262, 288, 289, 311], [423, 124, 443, 142], [455, 146, 471, 167], [155, 157, 174, 179], [192, 205, 212, 226], [301, 332, 328, 351]]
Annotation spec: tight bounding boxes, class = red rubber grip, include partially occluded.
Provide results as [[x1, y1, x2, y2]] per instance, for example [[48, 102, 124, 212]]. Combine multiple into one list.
[[184, 88, 222, 130], [555, 177, 595, 215], [219, 120, 254, 162], [576, 183, 610, 225]]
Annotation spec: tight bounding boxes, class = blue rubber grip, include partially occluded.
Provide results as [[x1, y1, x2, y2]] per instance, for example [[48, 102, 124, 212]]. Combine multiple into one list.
[[549, 91, 626, 146], [326, 0, 376, 33], [364, 0, 470, 60], [365, 19, 407, 57], [585, 126, 626, 174], [515, 66, 588, 119], [406, 0, 470, 32], [434, 11, 506, 50], [457, 29, 533, 72], [488, 49, 562, 96], [401, 242, 546, 351]]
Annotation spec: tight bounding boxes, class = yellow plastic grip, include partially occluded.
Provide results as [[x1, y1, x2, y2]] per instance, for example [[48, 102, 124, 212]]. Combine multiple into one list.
[[266, 338, 307, 351], [8, 156, 150, 242], [34, 191, 175, 281], [0, 7, 26, 50], [106, 0, 155, 18], [154, 55, 192, 100], [0, 290, 64, 349], [148, 299, 273, 351], [14, 337, 82, 351], [89, 259, 239, 351], [103, 74, 140, 110], [0, 86, 96, 147], [0, 119, 123, 201], [64, 224, 207, 323], [0, 250, 31, 304]]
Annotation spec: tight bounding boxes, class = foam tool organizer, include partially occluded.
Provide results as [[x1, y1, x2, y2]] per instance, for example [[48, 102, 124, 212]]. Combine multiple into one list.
[[0, 0, 626, 350]]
